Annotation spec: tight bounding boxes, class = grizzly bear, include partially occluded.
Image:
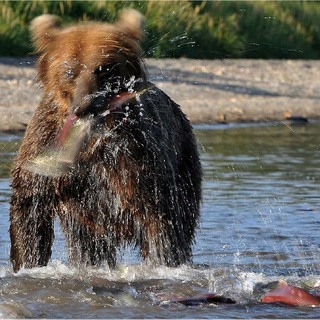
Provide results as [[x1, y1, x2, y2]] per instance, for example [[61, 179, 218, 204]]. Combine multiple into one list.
[[9, 9, 202, 272]]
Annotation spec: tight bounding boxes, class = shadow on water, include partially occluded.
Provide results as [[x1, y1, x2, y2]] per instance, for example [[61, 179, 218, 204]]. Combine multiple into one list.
[[0, 123, 320, 318]]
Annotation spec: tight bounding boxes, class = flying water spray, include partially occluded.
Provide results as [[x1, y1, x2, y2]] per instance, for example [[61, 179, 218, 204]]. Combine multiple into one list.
[[27, 87, 153, 177]]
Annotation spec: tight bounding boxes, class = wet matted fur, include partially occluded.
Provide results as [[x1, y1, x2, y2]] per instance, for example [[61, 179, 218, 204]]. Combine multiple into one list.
[[10, 10, 202, 272]]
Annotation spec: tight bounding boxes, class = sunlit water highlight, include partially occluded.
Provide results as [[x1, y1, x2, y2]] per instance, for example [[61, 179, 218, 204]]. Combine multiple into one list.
[[0, 123, 320, 318]]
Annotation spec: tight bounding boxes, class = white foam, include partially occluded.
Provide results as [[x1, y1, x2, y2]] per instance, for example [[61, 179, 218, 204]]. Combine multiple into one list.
[[237, 271, 267, 294], [11, 260, 217, 284]]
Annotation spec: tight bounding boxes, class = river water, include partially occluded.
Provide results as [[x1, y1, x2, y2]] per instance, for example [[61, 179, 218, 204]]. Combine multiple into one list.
[[0, 122, 320, 318]]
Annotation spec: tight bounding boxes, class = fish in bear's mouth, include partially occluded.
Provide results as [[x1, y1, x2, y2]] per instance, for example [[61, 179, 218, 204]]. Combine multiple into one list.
[[27, 83, 154, 177]]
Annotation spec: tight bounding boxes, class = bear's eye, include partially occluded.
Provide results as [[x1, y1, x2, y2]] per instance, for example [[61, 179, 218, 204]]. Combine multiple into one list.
[[62, 61, 75, 80], [66, 68, 74, 77]]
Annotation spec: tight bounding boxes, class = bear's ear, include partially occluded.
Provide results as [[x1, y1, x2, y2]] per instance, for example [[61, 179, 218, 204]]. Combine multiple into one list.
[[116, 9, 145, 41], [30, 14, 61, 53]]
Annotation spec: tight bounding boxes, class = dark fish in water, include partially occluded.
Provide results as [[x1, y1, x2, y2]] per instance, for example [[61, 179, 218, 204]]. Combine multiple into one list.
[[283, 112, 309, 125], [260, 280, 320, 307], [159, 293, 236, 306], [173, 293, 236, 306]]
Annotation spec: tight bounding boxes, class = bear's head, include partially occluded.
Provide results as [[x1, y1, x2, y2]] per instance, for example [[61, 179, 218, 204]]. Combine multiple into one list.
[[30, 10, 146, 118]]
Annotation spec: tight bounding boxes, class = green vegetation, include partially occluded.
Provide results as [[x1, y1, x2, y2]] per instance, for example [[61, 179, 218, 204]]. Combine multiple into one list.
[[0, 0, 319, 59]]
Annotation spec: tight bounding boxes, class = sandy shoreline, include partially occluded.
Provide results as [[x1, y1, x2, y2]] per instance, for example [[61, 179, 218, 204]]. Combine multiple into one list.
[[1, 57, 319, 132]]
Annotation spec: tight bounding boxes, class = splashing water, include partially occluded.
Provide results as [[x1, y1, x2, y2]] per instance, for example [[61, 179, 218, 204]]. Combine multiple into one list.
[[1, 123, 320, 318], [27, 86, 154, 177]]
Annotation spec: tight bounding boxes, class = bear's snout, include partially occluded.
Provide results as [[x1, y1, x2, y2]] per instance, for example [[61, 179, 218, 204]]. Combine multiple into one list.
[[70, 71, 97, 116], [72, 86, 128, 119], [71, 73, 117, 118], [72, 92, 108, 118], [71, 66, 130, 117]]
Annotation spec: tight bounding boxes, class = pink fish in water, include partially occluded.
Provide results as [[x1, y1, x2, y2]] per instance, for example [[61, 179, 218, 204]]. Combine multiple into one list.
[[260, 280, 320, 307]]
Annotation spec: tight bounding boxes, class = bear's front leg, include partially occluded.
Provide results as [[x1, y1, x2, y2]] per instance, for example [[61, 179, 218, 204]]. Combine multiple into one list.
[[139, 215, 193, 267], [58, 210, 117, 268], [10, 181, 55, 272]]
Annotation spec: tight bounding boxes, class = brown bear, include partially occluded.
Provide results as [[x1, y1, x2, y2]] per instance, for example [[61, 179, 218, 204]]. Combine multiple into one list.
[[9, 10, 202, 272]]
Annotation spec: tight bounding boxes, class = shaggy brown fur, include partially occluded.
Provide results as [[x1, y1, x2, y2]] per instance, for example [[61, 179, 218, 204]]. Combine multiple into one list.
[[10, 10, 202, 272]]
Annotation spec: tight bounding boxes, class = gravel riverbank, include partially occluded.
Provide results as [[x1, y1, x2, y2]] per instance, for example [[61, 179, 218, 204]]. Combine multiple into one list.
[[1, 57, 319, 132]]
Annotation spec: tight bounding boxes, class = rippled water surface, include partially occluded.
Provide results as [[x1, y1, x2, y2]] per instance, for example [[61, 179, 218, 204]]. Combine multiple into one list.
[[0, 123, 320, 318]]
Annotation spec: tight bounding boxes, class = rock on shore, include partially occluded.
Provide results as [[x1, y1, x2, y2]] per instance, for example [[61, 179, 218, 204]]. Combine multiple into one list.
[[1, 57, 320, 132]]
